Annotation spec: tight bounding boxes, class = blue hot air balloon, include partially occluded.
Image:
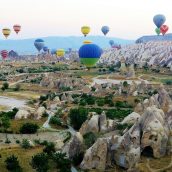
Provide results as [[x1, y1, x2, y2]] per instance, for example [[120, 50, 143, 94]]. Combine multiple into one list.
[[109, 40, 114, 46], [51, 49, 56, 55], [101, 26, 110, 35], [153, 14, 166, 28], [34, 39, 45, 52], [43, 46, 48, 52], [79, 43, 102, 68]]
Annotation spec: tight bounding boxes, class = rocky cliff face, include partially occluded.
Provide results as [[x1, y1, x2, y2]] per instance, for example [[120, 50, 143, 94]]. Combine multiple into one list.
[[80, 86, 172, 170], [100, 41, 172, 67]]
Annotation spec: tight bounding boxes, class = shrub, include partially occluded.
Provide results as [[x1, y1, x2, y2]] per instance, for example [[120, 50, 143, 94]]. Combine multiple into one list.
[[49, 116, 62, 126], [52, 152, 71, 172], [69, 108, 88, 130], [21, 139, 31, 149], [5, 155, 22, 172], [14, 84, 21, 91], [83, 132, 97, 149], [31, 152, 49, 172], [2, 82, 9, 90], [43, 142, 56, 156], [20, 123, 39, 134]]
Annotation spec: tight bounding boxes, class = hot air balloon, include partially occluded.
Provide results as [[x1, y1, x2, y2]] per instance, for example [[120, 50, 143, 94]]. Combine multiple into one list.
[[155, 28, 161, 36], [13, 24, 21, 34], [79, 43, 101, 68], [1, 50, 8, 59], [51, 49, 57, 55], [9, 50, 18, 58], [43, 46, 48, 52], [56, 49, 65, 57], [153, 14, 166, 28], [160, 25, 169, 36], [34, 39, 45, 52], [2, 28, 11, 38], [101, 26, 110, 35], [83, 40, 92, 44], [109, 40, 114, 47], [81, 26, 90, 37]]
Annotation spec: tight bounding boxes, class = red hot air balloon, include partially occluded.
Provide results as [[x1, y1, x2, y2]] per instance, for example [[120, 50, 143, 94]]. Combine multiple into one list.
[[1, 50, 8, 59], [13, 24, 21, 34], [160, 25, 169, 35]]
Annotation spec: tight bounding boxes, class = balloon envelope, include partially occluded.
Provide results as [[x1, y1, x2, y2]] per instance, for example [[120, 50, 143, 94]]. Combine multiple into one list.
[[56, 49, 65, 57], [79, 43, 101, 67], [34, 39, 44, 52], [1, 50, 8, 59], [83, 40, 92, 44], [13, 25, 21, 34], [153, 14, 166, 28], [43, 46, 48, 52], [51, 49, 57, 55], [2, 28, 11, 38], [160, 25, 169, 35], [81, 26, 90, 37], [109, 40, 114, 46], [101, 26, 110, 35], [155, 28, 161, 35]]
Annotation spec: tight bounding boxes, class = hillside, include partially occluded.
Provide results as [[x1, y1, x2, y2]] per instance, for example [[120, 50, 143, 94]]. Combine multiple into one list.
[[136, 33, 172, 43], [0, 36, 133, 55]]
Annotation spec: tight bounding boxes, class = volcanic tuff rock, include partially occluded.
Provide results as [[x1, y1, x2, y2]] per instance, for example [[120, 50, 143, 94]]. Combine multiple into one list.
[[81, 85, 172, 170], [100, 41, 172, 68]]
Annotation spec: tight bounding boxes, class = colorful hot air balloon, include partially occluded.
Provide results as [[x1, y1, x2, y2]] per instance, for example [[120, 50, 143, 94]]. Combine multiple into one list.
[[81, 26, 90, 37], [155, 28, 161, 35], [56, 49, 65, 57], [160, 25, 169, 36], [34, 39, 45, 52], [1, 50, 8, 59], [109, 40, 114, 46], [13, 24, 21, 34], [153, 14, 166, 28], [2, 28, 11, 38], [101, 26, 110, 35], [79, 43, 101, 68], [83, 40, 92, 44], [43, 46, 48, 52]]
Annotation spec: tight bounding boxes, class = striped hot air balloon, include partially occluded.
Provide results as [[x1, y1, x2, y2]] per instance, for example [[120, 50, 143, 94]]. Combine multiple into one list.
[[13, 24, 21, 34], [2, 28, 11, 38], [1, 50, 8, 59]]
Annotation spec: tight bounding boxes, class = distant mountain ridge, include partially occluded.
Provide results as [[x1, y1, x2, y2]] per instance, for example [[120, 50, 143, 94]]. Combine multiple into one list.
[[0, 36, 133, 55], [136, 33, 172, 43]]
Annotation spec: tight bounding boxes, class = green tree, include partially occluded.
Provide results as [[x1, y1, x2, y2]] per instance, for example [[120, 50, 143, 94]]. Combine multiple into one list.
[[52, 152, 71, 172], [20, 123, 39, 134], [43, 142, 56, 156], [14, 84, 21, 91], [31, 152, 49, 172], [21, 139, 31, 149], [5, 155, 22, 172], [2, 82, 9, 91], [69, 108, 88, 130]]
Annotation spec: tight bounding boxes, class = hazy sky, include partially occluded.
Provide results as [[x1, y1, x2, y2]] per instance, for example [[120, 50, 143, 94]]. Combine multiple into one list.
[[0, 0, 171, 39]]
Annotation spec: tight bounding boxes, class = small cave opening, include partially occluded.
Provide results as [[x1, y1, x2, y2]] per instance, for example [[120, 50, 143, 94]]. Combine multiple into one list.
[[141, 146, 154, 157]]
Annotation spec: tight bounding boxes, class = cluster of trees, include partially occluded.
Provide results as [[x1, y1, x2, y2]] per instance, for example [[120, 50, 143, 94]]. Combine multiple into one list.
[[78, 94, 114, 107], [1, 82, 21, 91], [0, 108, 18, 133], [4, 142, 71, 172]]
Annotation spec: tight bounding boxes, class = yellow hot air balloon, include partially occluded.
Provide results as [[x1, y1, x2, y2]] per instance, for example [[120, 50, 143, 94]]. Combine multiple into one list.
[[2, 28, 11, 38], [83, 40, 92, 44], [56, 49, 65, 57], [81, 26, 90, 37]]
